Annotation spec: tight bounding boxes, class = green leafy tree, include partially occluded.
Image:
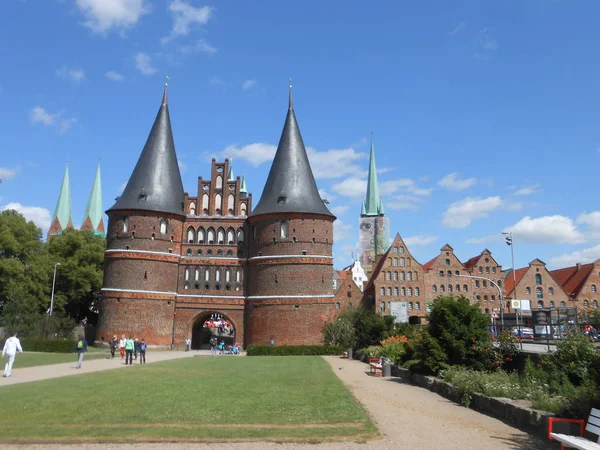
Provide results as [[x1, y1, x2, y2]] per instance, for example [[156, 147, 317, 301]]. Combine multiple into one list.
[[427, 295, 491, 368], [322, 312, 357, 348], [0, 210, 50, 319], [351, 307, 394, 350], [47, 229, 106, 324]]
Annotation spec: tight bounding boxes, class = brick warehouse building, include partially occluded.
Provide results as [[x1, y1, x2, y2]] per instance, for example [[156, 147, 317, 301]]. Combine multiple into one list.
[[97, 86, 337, 348]]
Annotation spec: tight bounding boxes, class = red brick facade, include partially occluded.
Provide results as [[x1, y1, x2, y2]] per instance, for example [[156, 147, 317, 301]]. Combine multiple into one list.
[[98, 159, 335, 348]]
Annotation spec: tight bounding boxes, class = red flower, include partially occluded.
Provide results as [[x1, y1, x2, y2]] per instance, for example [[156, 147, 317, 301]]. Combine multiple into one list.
[[472, 345, 477, 349]]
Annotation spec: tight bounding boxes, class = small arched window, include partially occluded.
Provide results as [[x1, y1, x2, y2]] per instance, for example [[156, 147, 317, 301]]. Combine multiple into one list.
[[184, 267, 190, 281], [456, 284, 460, 292], [240, 203, 247, 216], [415, 301, 420, 310], [444, 259, 450, 266], [380, 287, 385, 296], [537, 300, 544, 308], [432, 284, 437, 293], [448, 285, 453, 293], [237, 228, 245, 243], [123, 217, 129, 233], [400, 257, 406, 267], [207, 228, 215, 244], [205, 268, 210, 282], [401, 287, 406, 296], [535, 274, 542, 285], [440, 285, 445, 293], [593, 300, 598, 309], [215, 269, 221, 283], [386, 272, 391, 281], [227, 228, 235, 245], [463, 284, 468, 292], [216, 175, 223, 189], [408, 287, 413, 297], [225, 269, 231, 283], [197, 227, 205, 244], [195, 268, 200, 281], [549, 287, 554, 295], [592, 285, 597, 293], [335, 302, 340, 310], [526, 287, 531, 295], [236, 269, 242, 283], [407, 272, 413, 281], [583, 299, 590, 308], [549, 300, 555, 308], [485, 266, 490, 274], [387, 287, 392, 296], [536, 287, 543, 298], [187, 227, 195, 243], [393, 271, 398, 281], [215, 194, 222, 215], [394, 287, 399, 296], [189, 201, 196, 215], [217, 228, 225, 244], [393, 258, 398, 267], [227, 194, 235, 215], [393, 247, 398, 253], [408, 302, 413, 311], [401, 271, 405, 281], [380, 302, 385, 313], [281, 221, 289, 238], [415, 287, 420, 297], [560, 300, 566, 308], [202, 193, 209, 214]]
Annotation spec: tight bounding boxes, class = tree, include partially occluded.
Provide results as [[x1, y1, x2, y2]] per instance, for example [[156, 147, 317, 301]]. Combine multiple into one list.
[[47, 229, 106, 324], [351, 307, 394, 349], [323, 312, 357, 348], [427, 295, 491, 367], [0, 210, 50, 318]]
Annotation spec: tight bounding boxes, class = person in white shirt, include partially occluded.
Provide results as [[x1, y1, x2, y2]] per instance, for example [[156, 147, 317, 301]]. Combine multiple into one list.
[[2, 332, 23, 377]]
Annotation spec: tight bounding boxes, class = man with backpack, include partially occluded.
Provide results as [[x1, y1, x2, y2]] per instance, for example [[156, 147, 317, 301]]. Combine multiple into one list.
[[75, 337, 88, 369], [139, 338, 147, 364]]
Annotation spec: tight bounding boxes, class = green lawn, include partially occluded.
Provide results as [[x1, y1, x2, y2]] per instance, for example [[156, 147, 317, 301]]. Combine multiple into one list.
[[0, 356, 377, 443], [9, 352, 109, 369]]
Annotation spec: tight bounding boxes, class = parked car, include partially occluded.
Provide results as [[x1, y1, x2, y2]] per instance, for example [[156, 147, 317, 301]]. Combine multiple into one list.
[[511, 327, 534, 340]]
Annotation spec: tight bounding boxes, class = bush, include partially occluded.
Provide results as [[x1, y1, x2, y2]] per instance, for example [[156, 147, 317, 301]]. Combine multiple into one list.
[[546, 332, 600, 386], [322, 313, 356, 348], [351, 307, 394, 350], [20, 338, 77, 353], [407, 330, 448, 374], [246, 345, 344, 356]]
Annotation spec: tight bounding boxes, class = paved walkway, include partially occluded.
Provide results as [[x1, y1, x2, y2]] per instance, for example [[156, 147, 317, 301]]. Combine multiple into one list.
[[1, 355, 554, 449], [0, 350, 203, 387]]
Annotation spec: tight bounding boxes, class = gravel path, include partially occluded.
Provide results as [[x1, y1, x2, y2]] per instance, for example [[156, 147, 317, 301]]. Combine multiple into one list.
[[1, 355, 554, 449]]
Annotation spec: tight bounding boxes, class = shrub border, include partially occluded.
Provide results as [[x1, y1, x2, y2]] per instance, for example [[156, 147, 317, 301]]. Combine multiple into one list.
[[246, 345, 343, 356]]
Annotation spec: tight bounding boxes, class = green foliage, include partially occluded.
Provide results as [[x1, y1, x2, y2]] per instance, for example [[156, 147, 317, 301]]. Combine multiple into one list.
[[409, 330, 448, 374], [545, 331, 600, 386], [47, 229, 106, 323], [19, 338, 77, 353], [427, 295, 491, 368], [379, 342, 406, 364], [349, 307, 394, 350], [558, 381, 600, 419], [392, 323, 420, 339], [246, 345, 344, 356], [322, 312, 357, 348], [363, 346, 383, 358]]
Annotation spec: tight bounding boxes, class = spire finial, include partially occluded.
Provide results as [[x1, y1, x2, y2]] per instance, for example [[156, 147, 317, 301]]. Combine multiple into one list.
[[163, 76, 170, 105], [288, 77, 293, 110]]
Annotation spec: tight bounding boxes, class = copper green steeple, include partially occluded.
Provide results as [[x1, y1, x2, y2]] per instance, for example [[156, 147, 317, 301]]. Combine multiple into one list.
[[48, 164, 74, 238], [81, 163, 106, 237], [362, 134, 384, 217]]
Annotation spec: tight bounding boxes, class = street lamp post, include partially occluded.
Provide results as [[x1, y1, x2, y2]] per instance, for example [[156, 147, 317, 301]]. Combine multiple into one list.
[[503, 231, 520, 327], [49, 262, 60, 316], [452, 274, 504, 327]]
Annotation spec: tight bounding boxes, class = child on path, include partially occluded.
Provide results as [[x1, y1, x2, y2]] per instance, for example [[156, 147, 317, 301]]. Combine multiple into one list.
[[139, 338, 147, 364], [2, 332, 23, 377], [125, 336, 135, 365], [109, 335, 118, 359], [119, 335, 126, 359], [75, 337, 88, 369], [185, 338, 191, 352]]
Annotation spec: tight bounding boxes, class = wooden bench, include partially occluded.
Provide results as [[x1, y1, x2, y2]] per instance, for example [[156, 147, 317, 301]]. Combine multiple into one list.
[[369, 357, 382, 377], [549, 408, 600, 450]]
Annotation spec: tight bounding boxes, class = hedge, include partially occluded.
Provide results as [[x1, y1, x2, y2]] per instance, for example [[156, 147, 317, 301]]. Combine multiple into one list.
[[20, 338, 78, 353], [246, 345, 344, 356]]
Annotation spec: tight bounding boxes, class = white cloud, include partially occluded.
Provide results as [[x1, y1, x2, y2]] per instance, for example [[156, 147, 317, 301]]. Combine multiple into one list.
[[475, 27, 498, 59], [56, 66, 86, 83], [307, 147, 366, 180], [318, 189, 337, 202], [332, 177, 367, 199], [386, 194, 425, 211], [450, 21, 466, 36], [330, 205, 349, 216], [179, 39, 217, 55], [438, 172, 477, 191], [506, 202, 524, 212], [134, 52, 156, 76], [503, 215, 585, 244], [1, 202, 51, 232], [513, 185, 540, 196], [577, 211, 600, 229], [550, 245, 600, 268], [333, 219, 353, 242], [105, 70, 125, 81], [404, 235, 437, 247], [442, 196, 504, 228], [380, 178, 433, 197], [242, 79, 257, 90], [75, 0, 149, 34], [178, 160, 187, 172], [222, 143, 276, 167], [377, 167, 394, 175], [30, 107, 77, 134], [162, 0, 214, 43], [0, 167, 20, 181]]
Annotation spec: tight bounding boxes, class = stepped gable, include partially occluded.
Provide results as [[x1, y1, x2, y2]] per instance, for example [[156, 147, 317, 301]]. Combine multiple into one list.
[[109, 85, 185, 216]]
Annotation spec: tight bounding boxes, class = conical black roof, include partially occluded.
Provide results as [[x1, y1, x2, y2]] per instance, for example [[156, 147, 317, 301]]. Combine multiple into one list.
[[108, 86, 185, 216], [251, 92, 334, 218]]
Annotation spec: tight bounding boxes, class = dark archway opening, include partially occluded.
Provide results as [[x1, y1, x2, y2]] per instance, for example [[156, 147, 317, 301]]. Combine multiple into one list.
[[191, 312, 236, 350]]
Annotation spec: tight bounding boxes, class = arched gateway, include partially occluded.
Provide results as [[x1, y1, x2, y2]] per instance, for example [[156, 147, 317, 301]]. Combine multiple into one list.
[[191, 312, 237, 350]]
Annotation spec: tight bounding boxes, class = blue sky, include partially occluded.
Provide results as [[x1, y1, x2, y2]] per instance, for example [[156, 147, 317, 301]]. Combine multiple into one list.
[[1, 0, 600, 271]]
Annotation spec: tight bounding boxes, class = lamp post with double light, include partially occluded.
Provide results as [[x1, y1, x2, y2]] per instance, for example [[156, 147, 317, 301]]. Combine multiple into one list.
[[503, 231, 521, 327], [49, 262, 60, 316]]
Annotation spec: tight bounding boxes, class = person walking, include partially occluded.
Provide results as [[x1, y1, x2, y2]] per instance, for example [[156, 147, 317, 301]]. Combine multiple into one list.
[[2, 332, 23, 377], [119, 335, 126, 359], [139, 338, 147, 364], [134, 338, 140, 360], [185, 338, 191, 352], [75, 337, 88, 369], [125, 336, 134, 365], [109, 335, 118, 359]]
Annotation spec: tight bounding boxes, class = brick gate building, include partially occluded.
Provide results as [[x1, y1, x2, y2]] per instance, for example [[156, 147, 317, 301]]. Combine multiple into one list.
[[97, 85, 337, 348]]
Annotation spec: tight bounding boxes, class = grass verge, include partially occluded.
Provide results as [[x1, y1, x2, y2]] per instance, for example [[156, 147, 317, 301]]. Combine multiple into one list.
[[0, 356, 378, 443]]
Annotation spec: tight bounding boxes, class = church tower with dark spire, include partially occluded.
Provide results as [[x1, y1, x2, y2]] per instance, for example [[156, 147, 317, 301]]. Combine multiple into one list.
[[358, 134, 389, 270], [246, 86, 337, 345], [98, 84, 186, 345]]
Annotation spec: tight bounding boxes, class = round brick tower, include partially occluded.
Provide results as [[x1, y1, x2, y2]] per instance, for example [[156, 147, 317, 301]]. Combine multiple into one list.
[[97, 85, 186, 346], [246, 87, 336, 345]]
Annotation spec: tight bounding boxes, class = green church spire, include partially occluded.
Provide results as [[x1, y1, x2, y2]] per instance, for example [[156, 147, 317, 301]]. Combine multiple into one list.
[[362, 133, 383, 217], [228, 159, 235, 181], [49, 164, 73, 237], [81, 163, 106, 237], [240, 173, 247, 194]]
